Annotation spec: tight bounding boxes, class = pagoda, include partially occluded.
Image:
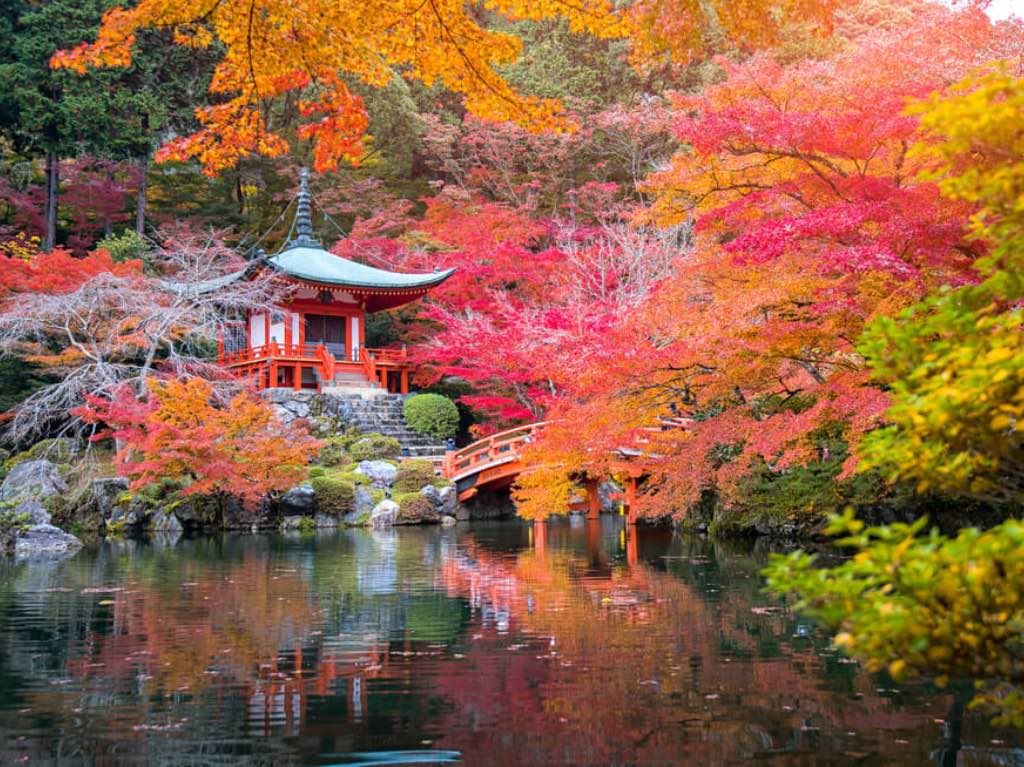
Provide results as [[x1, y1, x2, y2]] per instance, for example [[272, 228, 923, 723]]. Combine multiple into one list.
[[217, 169, 454, 394]]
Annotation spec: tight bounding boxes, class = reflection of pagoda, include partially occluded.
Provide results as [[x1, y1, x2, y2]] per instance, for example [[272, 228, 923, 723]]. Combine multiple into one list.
[[218, 169, 454, 393]]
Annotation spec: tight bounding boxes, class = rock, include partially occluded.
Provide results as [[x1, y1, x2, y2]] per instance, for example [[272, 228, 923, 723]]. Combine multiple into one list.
[[355, 460, 398, 489], [436, 486, 458, 517], [148, 511, 183, 534], [315, 513, 338, 529], [1, 460, 67, 504], [280, 484, 316, 516], [353, 486, 376, 515], [370, 499, 399, 528], [90, 477, 130, 523], [420, 484, 441, 508], [13, 498, 51, 526], [440, 515, 456, 527], [281, 516, 307, 531], [343, 486, 376, 525], [171, 496, 209, 527], [14, 524, 82, 558]]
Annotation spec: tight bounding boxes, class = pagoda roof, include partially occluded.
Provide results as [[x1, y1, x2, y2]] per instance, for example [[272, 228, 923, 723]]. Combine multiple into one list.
[[265, 168, 454, 293], [268, 244, 454, 290]]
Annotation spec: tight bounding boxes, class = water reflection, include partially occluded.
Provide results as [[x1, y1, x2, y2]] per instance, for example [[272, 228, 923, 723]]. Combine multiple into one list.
[[0, 520, 1019, 765]]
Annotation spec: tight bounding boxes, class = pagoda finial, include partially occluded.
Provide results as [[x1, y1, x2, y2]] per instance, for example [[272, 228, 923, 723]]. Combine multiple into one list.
[[289, 167, 320, 248]]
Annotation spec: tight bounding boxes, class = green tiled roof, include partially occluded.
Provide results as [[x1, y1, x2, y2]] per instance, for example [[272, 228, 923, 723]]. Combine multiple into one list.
[[268, 245, 454, 290]]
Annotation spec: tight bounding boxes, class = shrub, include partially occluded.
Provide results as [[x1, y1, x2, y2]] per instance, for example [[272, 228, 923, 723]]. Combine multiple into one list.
[[403, 394, 459, 440], [311, 476, 356, 516], [309, 466, 326, 478], [334, 470, 370, 486], [96, 230, 148, 263], [0, 501, 30, 554], [394, 492, 436, 523], [393, 459, 436, 493], [350, 433, 401, 462], [318, 429, 363, 466]]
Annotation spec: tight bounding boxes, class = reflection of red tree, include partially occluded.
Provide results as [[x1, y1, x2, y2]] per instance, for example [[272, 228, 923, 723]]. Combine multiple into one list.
[[430, 533, 950, 765]]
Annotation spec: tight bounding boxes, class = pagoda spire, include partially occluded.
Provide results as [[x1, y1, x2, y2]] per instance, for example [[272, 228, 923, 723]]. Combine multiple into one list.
[[289, 167, 320, 248]]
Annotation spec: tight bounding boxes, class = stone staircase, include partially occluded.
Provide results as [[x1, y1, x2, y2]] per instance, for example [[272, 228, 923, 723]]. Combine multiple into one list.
[[322, 390, 448, 461]]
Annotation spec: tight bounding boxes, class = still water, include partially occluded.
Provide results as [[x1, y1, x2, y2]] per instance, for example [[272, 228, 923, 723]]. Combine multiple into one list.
[[0, 518, 1020, 766]]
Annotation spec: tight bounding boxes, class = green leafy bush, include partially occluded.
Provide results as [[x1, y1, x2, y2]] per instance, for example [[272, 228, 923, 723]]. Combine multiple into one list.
[[96, 230, 148, 263], [764, 511, 1024, 726], [350, 434, 401, 462], [335, 470, 370, 486], [403, 393, 459, 440], [394, 459, 436, 493], [318, 430, 364, 466], [0, 501, 30, 554], [309, 466, 326, 478], [311, 476, 355, 516], [394, 492, 436, 523]]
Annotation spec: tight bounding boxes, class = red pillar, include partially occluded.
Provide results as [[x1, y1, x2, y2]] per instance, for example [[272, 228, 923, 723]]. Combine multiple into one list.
[[533, 520, 548, 554], [585, 478, 601, 520], [624, 476, 638, 526], [400, 369, 409, 395], [625, 525, 639, 567]]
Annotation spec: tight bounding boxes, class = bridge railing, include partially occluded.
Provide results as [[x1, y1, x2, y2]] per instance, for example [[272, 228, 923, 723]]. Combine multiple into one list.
[[442, 422, 546, 480]]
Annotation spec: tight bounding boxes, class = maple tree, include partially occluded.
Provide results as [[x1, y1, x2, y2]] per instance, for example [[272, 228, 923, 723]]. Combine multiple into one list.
[[512, 1, 1024, 519], [48, 0, 859, 177], [859, 70, 1024, 504], [0, 230, 281, 442], [77, 377, 319, 508]]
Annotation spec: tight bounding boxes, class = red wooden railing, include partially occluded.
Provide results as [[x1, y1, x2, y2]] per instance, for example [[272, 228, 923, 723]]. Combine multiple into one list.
[[218, 342, 411, 392], [442, 422, 546, 481]]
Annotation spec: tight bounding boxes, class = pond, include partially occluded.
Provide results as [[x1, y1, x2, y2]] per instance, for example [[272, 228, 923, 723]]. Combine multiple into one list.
[[0, 518, 1019, 765]]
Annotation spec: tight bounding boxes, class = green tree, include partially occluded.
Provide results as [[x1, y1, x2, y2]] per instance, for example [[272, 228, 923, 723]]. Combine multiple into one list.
[[859, 71, 1024, 505]]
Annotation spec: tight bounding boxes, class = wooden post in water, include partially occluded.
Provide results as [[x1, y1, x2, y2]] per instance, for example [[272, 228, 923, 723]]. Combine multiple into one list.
[[585, 478, 601, 520], [624, 476, 638, 526], [533, 520, 548, 554]]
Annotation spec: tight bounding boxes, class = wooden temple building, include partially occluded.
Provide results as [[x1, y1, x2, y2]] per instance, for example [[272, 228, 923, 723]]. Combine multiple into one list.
[[217, 170, 454, 394]]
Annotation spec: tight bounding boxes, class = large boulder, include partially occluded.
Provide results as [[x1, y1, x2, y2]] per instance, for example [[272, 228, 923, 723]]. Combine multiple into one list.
[[421, 485, 458, 518], [1, 460, 67, 504], [280, 485, 316, 516], [15, 523, 82, 558], [355, 460, 398, 489], [148, 511, 183, 535], [370, 499, 399, 528], [344, 486, 377, 525], [90, 477, 130, 524], [13, 499, 51, 526]]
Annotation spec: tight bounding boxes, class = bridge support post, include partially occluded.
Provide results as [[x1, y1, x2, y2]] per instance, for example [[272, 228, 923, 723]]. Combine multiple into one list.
[[624, 477, 638, 526], [585, 478, 601, 520], [532, 520, 548, 554]]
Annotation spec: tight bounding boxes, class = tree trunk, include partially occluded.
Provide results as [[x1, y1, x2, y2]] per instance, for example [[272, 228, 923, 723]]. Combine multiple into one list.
[[43, 151, 59, 252], [135, 153, 148, 237], [103, 166, 115, 238]]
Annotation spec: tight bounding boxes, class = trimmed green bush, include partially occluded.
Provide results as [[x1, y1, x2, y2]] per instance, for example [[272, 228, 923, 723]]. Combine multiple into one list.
[[311, 476, 356, 516], [350, 434, 401, 462], [309, 466, 326, 478], [394, 459, 436, 493], [403, 393, 459, 440], [394, 492, 436, 523]]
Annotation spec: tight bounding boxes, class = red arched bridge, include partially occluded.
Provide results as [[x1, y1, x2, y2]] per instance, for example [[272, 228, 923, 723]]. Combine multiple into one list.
[[440, 421, 645, 523]]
